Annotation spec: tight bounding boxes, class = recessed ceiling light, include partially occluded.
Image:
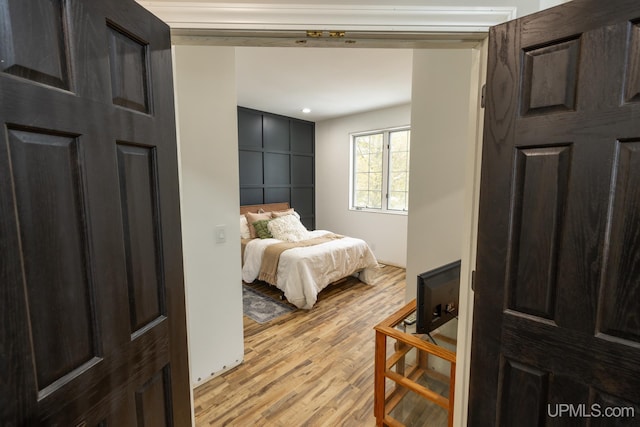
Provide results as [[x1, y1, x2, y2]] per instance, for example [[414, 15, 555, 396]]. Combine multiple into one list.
[[302, 108, 311, 114]]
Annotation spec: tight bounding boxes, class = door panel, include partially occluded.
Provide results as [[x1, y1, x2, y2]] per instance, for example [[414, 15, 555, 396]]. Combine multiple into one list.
[[509, 145, 570, 320], [107, 24, 151, 114], [116, 143, 165, 335], [0, 0, 191, 425], [599, 141, 640, 343], [134, 367, 172, 427], [0, 0, 71, 89], [8, 128, 98, 393], [469, 1, 640, 425]]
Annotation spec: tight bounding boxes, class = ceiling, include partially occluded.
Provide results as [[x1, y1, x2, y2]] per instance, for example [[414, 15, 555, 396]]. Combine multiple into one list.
[[234, 46, 414, 122]]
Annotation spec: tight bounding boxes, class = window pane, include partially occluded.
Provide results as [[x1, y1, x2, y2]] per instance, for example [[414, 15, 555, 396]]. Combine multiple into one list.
[[388, 192, 406, 211], [369, 190, 382, 209], [390, 152, 408, 172], [353, 133, 384, 209], [390, 130, 410, 152], [354, 190, 368, 207], [370, 134, 384, 151], [390, 172, 408, 192], [388, 130, 410, 211], [369, 172, 382, 191], [355, 140, 368, 155], [355, 173, 369, 190], [370, 151, 383, 172]]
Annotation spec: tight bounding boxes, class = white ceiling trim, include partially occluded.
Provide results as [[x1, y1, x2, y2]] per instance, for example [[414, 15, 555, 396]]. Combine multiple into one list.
[[138, 2, 517, 32]]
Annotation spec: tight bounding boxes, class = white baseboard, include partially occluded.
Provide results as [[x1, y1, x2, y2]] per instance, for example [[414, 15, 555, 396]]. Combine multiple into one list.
[[191, 359, 244, 389]]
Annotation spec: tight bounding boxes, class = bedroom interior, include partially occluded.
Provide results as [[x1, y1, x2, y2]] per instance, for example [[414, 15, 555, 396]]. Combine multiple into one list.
[[174, 41, 476, 426], [149, 0, 570, 425]]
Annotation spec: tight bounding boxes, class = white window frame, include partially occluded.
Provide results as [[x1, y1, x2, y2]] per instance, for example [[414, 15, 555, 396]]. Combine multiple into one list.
[[349, 125, 410, 215]]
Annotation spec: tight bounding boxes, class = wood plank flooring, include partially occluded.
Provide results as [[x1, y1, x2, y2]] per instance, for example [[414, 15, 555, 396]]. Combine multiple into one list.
[[193, 265, 407, 426]]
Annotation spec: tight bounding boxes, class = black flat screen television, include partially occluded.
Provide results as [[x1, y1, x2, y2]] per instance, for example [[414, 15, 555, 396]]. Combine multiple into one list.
[[416, 260, 461, 334]]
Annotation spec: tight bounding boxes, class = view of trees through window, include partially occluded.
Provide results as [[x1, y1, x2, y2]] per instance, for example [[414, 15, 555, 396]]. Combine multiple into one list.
[[352, 128, 410, 212]]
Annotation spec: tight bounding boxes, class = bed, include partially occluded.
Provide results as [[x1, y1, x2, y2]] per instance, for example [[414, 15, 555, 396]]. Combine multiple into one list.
[[240, 203, 379, 309]]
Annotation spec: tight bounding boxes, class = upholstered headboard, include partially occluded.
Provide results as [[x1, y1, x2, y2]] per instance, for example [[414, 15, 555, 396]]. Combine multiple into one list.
[[240, 202, 290, 215]]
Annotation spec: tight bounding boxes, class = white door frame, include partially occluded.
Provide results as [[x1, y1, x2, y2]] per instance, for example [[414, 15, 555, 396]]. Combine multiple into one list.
[[146, 3, 494, 425], [455, 37, 488, 427]]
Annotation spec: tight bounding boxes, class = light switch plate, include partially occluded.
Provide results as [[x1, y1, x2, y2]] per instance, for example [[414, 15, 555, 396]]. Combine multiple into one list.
[[215, 225, 226, 243]]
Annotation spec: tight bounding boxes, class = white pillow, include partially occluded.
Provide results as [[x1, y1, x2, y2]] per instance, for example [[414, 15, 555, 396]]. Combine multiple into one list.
[[268, 214, 309, 242], [240, 215, 251, 239]]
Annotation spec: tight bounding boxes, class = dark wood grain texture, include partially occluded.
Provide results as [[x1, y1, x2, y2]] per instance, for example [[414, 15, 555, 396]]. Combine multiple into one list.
[[0, 0, 190, 425], [0, 0, 70, 89], [469, 1, 640, 425], [467, 17, 520, 427], [116, 143, 164, 334], [497, 359, 548, 427], [509, 145, 570, 319]]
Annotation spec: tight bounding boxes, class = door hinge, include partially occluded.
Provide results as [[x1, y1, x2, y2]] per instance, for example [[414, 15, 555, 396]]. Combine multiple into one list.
[[481, 84, 486, 109], [471, 270, 476, 292]]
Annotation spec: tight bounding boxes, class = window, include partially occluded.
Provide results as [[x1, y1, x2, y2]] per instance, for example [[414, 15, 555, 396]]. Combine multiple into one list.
[[351, 127, 410, 213]]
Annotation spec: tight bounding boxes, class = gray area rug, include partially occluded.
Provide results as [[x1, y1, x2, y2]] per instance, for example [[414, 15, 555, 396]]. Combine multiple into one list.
[[242, 285, 295, 324]]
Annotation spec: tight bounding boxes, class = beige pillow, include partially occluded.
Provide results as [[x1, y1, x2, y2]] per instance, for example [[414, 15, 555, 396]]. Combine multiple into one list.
[[245, 212, 272, 238], [272, 208, 300, 219]]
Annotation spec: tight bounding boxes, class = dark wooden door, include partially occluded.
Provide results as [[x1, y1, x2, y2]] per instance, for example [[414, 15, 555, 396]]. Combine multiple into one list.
[[469, 0, 640, 425], [0, 0, 191, 425]]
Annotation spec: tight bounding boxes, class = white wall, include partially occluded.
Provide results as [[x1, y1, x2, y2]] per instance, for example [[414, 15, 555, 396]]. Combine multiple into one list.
[[315, 104, 411, 267], [539, 0, 571, 11], [405, 49, 474, 302], [173, 45, 244, 387]]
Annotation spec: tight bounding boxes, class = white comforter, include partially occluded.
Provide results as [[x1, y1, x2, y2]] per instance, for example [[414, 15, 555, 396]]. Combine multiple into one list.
[[242, 230, 379, 309]]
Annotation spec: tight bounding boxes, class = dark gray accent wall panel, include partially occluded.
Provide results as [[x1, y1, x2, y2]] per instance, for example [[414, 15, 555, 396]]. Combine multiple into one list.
[[292, 188, 315, 229], [291, 120, 314, 154], [265, 188, 290, 204], [238, 107, 315, 229], [240, 188, 263, 206], [263, 115, 290, 151], [239, 151, 263, 186], [237, 109, 262, 148], [264, 152, 290, 185], [292, 155, 313, 185]]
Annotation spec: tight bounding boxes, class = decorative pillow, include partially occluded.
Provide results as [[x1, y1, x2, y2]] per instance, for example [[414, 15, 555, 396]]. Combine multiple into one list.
[[272, 208, 301, 219], [240, 215, 251, 239], [253, 219, 273, 239], [268, 214, 309, 242], [245, 211, 272, 239]]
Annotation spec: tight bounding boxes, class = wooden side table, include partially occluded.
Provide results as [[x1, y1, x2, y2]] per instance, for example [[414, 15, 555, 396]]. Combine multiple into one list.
[[374, 299, 457, 427]]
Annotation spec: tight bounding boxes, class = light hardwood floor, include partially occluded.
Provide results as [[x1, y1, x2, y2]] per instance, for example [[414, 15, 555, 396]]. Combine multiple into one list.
[[193, 265, 407, 426]]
